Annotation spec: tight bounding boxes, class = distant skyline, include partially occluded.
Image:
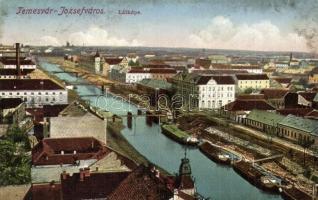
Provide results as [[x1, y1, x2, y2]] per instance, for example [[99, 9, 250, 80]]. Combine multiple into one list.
[[0, 0, 318, 52]]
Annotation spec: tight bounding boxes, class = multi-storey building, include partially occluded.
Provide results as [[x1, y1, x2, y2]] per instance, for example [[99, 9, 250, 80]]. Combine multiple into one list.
[[125, 68, 177, 83], [171, 73, 235, 110], [1, 59, 36, 69], [0, 79, 68, 107], [235, 74, 270, 91]]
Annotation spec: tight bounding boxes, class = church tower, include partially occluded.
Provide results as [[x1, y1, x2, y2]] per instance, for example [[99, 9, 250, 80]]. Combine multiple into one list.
[[94, 50, 101, 74], [177, 151, 196, 196]]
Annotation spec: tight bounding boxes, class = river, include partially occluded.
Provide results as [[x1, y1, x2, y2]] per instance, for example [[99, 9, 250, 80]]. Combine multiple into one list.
[[39, 60, 282, 200]]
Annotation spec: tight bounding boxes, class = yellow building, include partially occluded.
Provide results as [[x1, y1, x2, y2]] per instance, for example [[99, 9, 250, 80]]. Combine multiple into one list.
[[308, 67, 318, 84], [236, 74, 270, 92]]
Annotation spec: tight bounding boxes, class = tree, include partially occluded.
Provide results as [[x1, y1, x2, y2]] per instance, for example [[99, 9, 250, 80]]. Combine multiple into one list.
[[0, 126, 31, 185], [243, 87, 253, 94]]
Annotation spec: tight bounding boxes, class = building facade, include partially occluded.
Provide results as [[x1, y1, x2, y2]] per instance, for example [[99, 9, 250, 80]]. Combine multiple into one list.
[[0, 79, 68, 107], [235, 74, 270, 91]]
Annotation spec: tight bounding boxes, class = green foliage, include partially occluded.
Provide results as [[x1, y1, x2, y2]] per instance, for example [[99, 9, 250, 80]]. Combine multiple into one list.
[[128, 60, 140, 67], [243, 87, 254, 94], [0, 126, 31, 185]]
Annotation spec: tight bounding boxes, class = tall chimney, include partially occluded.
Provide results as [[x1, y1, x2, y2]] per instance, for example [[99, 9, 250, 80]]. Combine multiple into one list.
[[15, 43, 21, 79]]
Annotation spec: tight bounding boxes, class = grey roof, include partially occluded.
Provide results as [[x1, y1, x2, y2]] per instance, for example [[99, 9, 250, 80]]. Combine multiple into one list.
[[278, 114, 318, 134], [247, 110, 285, 126]]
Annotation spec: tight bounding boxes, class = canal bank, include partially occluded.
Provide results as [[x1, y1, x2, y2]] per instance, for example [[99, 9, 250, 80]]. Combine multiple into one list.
[[38, 58, 283, 200]]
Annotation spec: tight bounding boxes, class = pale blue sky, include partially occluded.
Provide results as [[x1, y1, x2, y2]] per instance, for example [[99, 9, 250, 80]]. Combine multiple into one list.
[[0, 0, 316, 52]]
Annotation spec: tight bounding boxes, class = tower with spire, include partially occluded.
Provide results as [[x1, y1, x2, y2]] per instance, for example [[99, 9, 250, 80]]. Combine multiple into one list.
[[176, 150, 196, 196]]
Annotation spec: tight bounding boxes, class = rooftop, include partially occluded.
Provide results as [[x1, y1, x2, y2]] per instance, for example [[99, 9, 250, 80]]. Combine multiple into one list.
[[195, 75, 235, 85], [138, 79, 172, 91], [32, 137, 108, 166], [235, 74, 269, 80], [278, 114, 318, 134], [0, 68, 34, 75], [247, 110, 285, 126], [224, 99, 275, 112], [0, 79, 64, 90]]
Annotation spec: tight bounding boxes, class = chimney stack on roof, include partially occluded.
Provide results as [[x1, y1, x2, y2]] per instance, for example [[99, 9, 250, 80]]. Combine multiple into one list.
[[15, 43, 21, 79], [80, 168, 84, 182]]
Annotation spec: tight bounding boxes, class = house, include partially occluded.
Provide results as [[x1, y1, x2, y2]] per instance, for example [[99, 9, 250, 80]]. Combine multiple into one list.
[[0, 79, 68, 107], [30, 137, 135, 184], [211, 64, 263, 74], [284, 92, 317, 109], [196, 75, 235, 109], [260, 88, 289, 109], [0, 98, 26, 125], [275, 62, 289, 68], [277, 115, 318, 145], [195, 58, 211, 69], [103, 57, 126, 76], [308, 67, 318, 84], [171, 73, 235, 110], [0, 68, 34, 79], [1, 59, 36, 69], [222, 99, 276, 122], [125, 68, 177, 83], [235, 74, 270, 92], [271, 77, 292, 88], [245, 110, 285, 135]]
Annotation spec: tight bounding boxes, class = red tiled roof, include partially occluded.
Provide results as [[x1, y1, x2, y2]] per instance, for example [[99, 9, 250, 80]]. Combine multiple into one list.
[[108, 165, 173, 200], [235, 74, 269, 80], [195, 58, 211, 68], [273, 77, 292, 84], [61, 170, 130, 200], [29, 183, 61, 200], [191, 69, 248, 75], [104, 58, 123, 65], [305, 110, 318, 119], [0, 79, 64, 90], [260, 88, 289, 99], [32, 137, 109, 166], [224, 99, 275, 112]]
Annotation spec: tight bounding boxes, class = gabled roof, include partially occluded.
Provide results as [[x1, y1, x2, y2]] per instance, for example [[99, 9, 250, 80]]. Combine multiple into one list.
[[32, 137, 109, 166], [104, 58, 123, 65], [260, 88, 289, 99], [247, 110, 285, 126], [224, 99, 275, 112], [277, 108, 314, 117], [108, 165, 173, 200], [61, 170, 130, 200], [278, 115, 318, 134]]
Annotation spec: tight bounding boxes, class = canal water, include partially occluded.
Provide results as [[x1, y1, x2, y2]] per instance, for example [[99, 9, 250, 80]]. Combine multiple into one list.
[[39, 60, 282, 200]]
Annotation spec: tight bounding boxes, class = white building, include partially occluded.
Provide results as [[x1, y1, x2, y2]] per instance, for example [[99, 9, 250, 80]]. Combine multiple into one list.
[[197, 75, 235, 109], [2, 59, 36, 69], [0, 79, 68, 107], [125, 68, 177, 83]]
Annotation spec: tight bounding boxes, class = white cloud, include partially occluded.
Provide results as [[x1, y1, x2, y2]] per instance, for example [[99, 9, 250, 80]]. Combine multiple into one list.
[[38, 36, 61, 46], [189, 16, 309, 52], [68, 26, 142, 46]]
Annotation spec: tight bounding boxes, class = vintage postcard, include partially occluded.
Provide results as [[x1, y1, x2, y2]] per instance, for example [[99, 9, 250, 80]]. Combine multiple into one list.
[[0, 0, 318, 200]]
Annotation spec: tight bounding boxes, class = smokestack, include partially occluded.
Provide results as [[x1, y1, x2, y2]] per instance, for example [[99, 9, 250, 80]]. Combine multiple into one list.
[[15, 43, 21, 79]]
